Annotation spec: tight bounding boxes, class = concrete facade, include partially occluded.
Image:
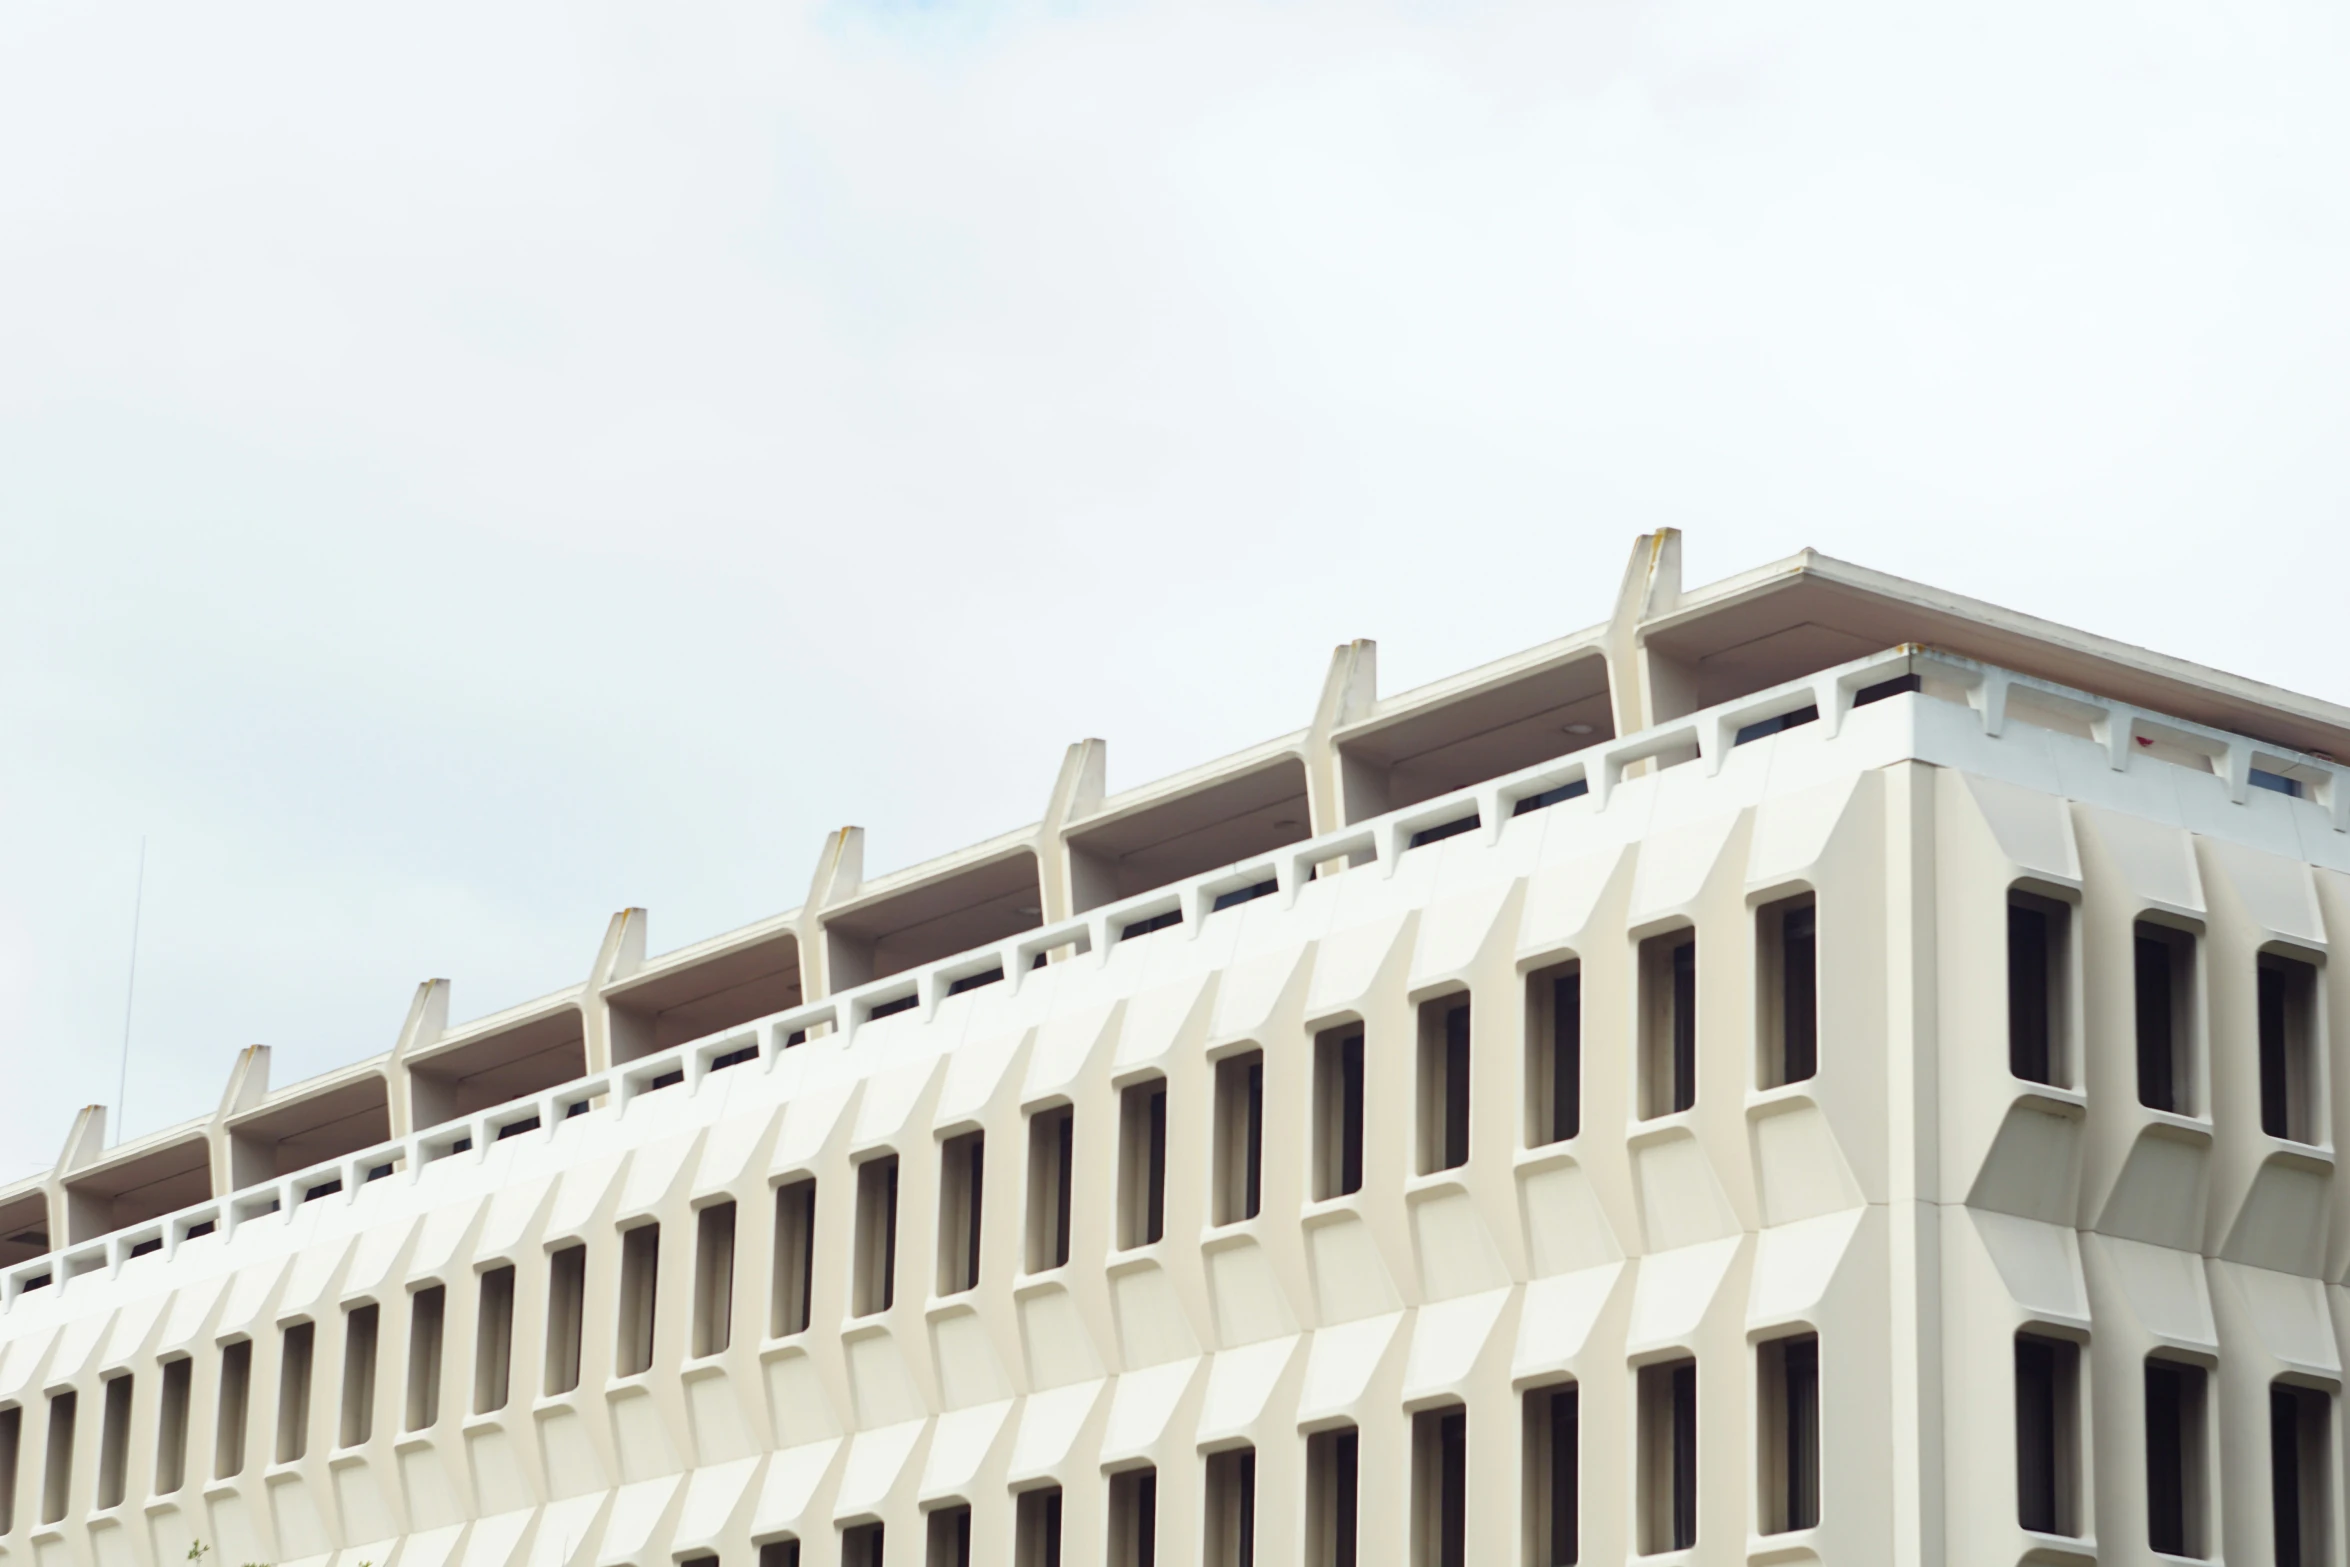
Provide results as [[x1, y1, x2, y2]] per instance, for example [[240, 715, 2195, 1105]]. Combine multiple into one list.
[[4, 533, 2350, 1565]]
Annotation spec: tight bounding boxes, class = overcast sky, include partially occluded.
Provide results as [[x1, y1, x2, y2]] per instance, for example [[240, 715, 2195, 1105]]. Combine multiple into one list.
[[3, 0, 2347, 1176]]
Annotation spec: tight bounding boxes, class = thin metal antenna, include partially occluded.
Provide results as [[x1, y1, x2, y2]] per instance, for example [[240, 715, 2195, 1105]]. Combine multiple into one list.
[[115, 836, 146, 1145]]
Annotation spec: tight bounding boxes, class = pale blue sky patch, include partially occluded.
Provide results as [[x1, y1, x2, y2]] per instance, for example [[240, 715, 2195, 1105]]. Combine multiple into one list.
[[3, 0, 2348, 1176]]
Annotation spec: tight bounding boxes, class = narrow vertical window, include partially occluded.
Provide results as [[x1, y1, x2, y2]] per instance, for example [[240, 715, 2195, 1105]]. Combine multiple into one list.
[[927, 1502, 972, 1566], [1213, 1052, 1264, 1226], [545, 1244, 587, 1395], [2273, 1382, 2331, 1567], [758, 1543, 802, 1567], [2144, 1358, 2207, 1558], [617, 1224, 660, 1377], [2260, 952, 2321, 1142], [2134, 923, 2196, 1114], [1027, 1108, 1074, 1273], [1314, 1028, 1365, 1200], [854, 1156, 900, 1316], [1418, 998, 1471, 1174], [1412, 1406, 1467, 1567], [1757, 895, 1817, 1087], [1758, 1334, 1819, 1533], [2015, 1333, 2081, 1536], [276, 1320, 315, 1464], [1526, 962, 1581, 1146], [936, 1132, 985, 1296], [693, 1202, 737, 1357], [1109, 1466, 1159, 1567], [475, 1264, 516, 1413], [1639, 931, 1698, 1117], [406, 1286, 445, 1431], [1205, 1446, 1257, 1567], [340, 1302, 379, 1448], [2007, 892, 2070, 1086], [1307, 1426, 1359, 1567], [0, 1404, 20, 1532], [1524, 1383, 1577, 1566], [1119, 1079, 1167, 1248], [96, 1374, 131, 1510], [214, 1340, 252, 1479], [843, 1522, 886, 1567], [1638, 1359, 1697, 1553], [1016, 1485, 1065, 1567], [40, 1391, 73, 1524], [154, 1358, 191, 1495], [772, 1179, 816, 1336]]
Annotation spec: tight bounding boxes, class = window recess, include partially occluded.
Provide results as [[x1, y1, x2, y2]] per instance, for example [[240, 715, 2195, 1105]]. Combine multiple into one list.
[[1026, 1108, 1073, 1274], [1638, 930, 1698, 1118], [1756, 895, 1817, 1088], [843, 1522, 885, 1567], [154, 1357, 192, 1494], [938, 1133, 985, 1295], [1307, 1426, 1359, 1567], [1213, 1053, 1264, 1226], [1313, 1027, 1365, 1200], [276, 1321, 315, 1464], [1758, 1335, 1819, 1534], [2014, 1333, 2082, 1537], [214, 1340, 252, 1479], [1212, 879, 1279, 913], [1409, 813, 1480, 850], [2259, 951, 2321, 1143], [544, 1246, 586, 1395], [1119, 1079, 1167, 1248], [616, 1224, 660, 1376], [1418, 996, 1471, 1173], [1524, 1383, 1577, 1566], [1526, 962, 1581, 1146], [2144, 1357, 2208, 1559], [475, 1265, 516, 1413], [927, 1502, 972, 1567], [39, 1391, 73, 1525], [1734, 704, 1817, 745], [693, 1202, 737, 1356], [1121, 908, 1183, 941], [95, 1374, 131, 1509], [2007, 891, 2073, 1088], [1412, 1405, 1468, 1567], [2273, 1381, 2331, 1567], [771, 1179, 817, 1336], [406, 1286, 445, 1431], [1512, 778, 1588, 817], [2133, 922, 2197, 1115], [854, 1157, 900, 1316], [339, 1302, 379, 1447], [1637, 1360, 1697, 1553], [1205, 1447, 1257, 1567], [1016, 1485, 1065, 1567], [1108, 1466, 1158, 1567]]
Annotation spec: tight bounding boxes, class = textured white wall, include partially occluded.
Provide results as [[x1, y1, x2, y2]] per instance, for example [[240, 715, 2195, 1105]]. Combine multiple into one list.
[[2, 655, 2347, 1566]]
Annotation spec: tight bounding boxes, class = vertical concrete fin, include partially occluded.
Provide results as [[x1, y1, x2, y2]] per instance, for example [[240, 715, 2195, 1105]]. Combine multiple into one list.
[[1606, 529, 1691, 733], [54, 1105, 106, 1178], [384, 978, 451, 1138], [1306, 639, 1378, 834], [1039, 740, 1109, 923], [584, 909, 650, 1073], [797, 828, 867, 1001], [208, 1044, 271, 1197]]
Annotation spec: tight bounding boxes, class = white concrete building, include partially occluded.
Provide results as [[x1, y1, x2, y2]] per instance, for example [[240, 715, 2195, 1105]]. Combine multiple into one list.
[[4, 531, 2349, 1567]]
